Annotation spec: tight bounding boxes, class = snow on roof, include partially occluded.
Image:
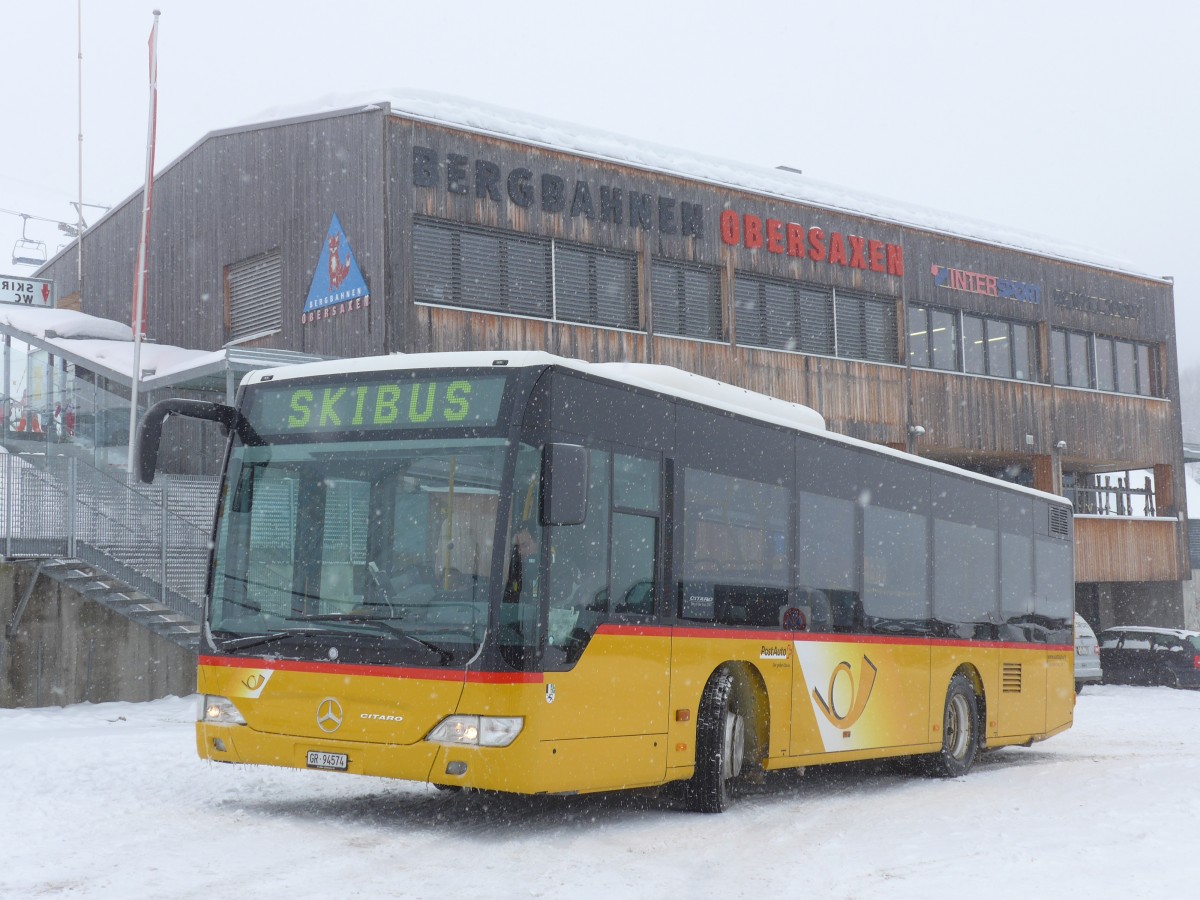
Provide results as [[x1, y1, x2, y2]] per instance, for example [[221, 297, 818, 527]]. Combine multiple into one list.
[[1, 305, 133, 342], [238, 89, 1155, 279], [0, 306, 314, 392], [0, 306, 213, 385]]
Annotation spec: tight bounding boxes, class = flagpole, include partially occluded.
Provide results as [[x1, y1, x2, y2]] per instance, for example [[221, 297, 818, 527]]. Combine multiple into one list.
[[127, 9, 160, 475]]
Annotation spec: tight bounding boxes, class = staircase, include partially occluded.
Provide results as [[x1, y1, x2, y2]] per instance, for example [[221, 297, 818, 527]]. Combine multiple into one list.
[[42, 558, 202, 649], [2, 450, 217, 651]]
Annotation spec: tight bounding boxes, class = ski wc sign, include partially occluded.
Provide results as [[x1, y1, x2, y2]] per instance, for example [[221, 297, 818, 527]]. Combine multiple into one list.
[[0, 275, 55, 308]]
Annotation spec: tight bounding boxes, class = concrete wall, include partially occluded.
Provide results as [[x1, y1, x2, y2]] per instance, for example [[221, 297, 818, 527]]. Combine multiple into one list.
[[0, 562, 196, 709]]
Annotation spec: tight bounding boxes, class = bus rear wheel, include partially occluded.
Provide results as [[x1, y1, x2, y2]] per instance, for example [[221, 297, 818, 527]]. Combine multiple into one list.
[[687, 669, 747, 813], [925, 673, 980, 778]]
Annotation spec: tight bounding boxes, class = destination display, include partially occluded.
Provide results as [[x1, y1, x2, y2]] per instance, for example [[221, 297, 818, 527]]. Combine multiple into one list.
[[246, 373, 509, 435]]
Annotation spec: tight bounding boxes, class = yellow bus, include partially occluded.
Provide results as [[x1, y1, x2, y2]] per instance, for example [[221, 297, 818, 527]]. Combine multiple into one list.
[[138, 351, 1075, 812]]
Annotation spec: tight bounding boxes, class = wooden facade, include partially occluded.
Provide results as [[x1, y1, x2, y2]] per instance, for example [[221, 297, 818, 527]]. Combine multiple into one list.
[[36, 99, 1189, 625], [1075, 517, 1180, 583]]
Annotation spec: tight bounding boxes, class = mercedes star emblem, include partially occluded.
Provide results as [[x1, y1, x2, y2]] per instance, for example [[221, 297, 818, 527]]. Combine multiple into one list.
[[316, 697, 344, 733]]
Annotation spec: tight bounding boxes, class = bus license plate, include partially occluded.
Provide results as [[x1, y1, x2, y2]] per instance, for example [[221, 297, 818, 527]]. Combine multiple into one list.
[[307, 750, 348, 770]]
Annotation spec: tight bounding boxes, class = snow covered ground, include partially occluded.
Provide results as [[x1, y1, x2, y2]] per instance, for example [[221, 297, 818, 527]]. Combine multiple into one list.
[[2, 685, 1195, 899]]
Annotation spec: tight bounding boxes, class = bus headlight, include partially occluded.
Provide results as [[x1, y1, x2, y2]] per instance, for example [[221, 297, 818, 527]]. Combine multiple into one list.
[[426, 715, 523, 747], [199, 695, 246, 726]]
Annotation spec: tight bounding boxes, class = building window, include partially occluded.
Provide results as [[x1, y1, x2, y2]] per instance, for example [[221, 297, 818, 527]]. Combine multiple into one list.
[[734, 273, 834, 355], [1095, 336, 1116, 391], [910, 305, 1038, 382], [734, 275, 893, 363], [1011, 324, 1035, 380], [962, 314, 986, 374], [986, 319, 1014, 379], [652, 259, 722, 341], [226, 250, 282, 344], [413, 218, 640, 329], [907, 303, 930, 368], [555, 243, 639, 329], [1067, 331, 1092, 388], [1051, 328, 1156, 396], [412, 219, 551, 317], [928, 308, 958, 371], [1051, 329, 1069, 385], [835, 289, 898, 364], [1135, 344, 1153, 396]]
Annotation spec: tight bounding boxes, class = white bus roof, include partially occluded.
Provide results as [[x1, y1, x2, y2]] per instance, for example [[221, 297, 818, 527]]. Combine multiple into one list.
[[243, 351, 826, 432]]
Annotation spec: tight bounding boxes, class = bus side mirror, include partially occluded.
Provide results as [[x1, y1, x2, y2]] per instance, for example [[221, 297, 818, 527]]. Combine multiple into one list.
[[136, 398, 247, 484], [541, 443, 588, 526]]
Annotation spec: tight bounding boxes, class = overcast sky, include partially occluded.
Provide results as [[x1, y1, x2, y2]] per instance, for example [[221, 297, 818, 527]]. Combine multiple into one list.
[[2, 0, 1197, 368]]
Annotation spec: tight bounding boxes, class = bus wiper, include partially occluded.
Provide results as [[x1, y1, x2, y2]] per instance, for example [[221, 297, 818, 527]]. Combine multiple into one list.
[[286, 613, 453, 663], [215, 631, 296, 652]]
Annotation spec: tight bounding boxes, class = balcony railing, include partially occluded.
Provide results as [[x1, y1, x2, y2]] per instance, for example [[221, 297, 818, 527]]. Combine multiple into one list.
[[1065, 472, 1156, 517]]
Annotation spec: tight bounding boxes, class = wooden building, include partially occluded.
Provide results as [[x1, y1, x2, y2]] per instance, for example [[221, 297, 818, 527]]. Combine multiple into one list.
[[37, 93, 1188, 631]]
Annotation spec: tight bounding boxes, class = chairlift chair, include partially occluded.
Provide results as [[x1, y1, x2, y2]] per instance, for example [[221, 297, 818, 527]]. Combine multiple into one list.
[[12, 214, 47, 267]]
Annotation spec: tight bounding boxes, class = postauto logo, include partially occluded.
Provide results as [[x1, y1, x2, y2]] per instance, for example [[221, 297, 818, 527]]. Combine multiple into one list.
[[812, 655, 878, 729]]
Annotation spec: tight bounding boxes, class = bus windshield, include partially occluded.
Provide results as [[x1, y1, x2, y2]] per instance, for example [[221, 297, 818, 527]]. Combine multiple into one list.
[[209, 435, 509, 667]]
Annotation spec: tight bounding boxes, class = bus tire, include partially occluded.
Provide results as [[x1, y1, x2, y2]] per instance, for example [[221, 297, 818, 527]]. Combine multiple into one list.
[[687, 669, 747, 813], [926, 673, 980, 778]]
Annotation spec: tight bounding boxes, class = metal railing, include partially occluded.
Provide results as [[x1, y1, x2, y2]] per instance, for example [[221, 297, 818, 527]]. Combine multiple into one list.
[[1064, 472, 1157, 517], [1, 451, 218, 621]]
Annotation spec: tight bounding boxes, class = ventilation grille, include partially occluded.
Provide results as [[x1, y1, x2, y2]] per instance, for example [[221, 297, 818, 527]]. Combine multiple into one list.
[[653, 259, 722, 341], [1002, 662, 1023, 693], [227, 250, 282, 342], [1049, 505, 1071, 539]]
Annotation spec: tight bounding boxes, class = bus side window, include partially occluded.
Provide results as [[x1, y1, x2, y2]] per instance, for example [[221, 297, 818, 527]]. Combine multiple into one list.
[[500, 445, 544, 671], [546, 450, 611, 668], [545, 451, 660, 670], [678, 467, 789, 627], [611, 454, 660, 618], [797, 490, 860, 633], [611, 512, 655, 615], [799, 588, 832, 633]]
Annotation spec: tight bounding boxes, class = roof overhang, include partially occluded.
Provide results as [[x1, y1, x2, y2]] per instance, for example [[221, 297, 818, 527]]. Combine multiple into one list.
[[0, 315, 323, 394]]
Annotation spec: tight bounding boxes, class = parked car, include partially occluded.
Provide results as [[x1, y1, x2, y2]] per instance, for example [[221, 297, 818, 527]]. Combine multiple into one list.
[[1098, 626, 1200, 689], [1074, 613, 1103, 693]]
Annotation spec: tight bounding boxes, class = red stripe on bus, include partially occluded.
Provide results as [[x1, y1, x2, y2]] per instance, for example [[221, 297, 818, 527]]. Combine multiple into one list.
[[198, 655, 543, 684]]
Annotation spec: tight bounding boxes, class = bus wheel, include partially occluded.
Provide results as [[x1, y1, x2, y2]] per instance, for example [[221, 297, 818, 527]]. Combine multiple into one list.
[[687, 669, 746, 813], [926, 673, 980, 778]]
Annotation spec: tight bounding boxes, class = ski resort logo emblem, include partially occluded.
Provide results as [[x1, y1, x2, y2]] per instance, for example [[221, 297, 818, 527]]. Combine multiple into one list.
[[302, 214, 371, 325], [316, 697, 344, 733]]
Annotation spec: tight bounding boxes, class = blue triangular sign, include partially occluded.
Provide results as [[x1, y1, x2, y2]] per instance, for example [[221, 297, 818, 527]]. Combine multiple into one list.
[[303, 214, 370, 315]]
